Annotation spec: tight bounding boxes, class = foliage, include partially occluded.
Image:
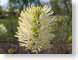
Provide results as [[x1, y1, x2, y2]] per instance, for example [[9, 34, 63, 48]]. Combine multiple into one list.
[[0, 16, 18, 41], [49, 16, 71, 42], [50, 0, 65, 14], [50, 0, 72, 43], [0, 24, 8, 40], [9, 0, 41, 12], [0, 6, 2, 15], [48, 16, 72, 53], [50, 0, 72, 15], [0, 24, 7, 35]]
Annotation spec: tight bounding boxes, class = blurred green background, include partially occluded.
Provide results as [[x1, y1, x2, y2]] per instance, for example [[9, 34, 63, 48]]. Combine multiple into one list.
[[0, 0, 72, 54]]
